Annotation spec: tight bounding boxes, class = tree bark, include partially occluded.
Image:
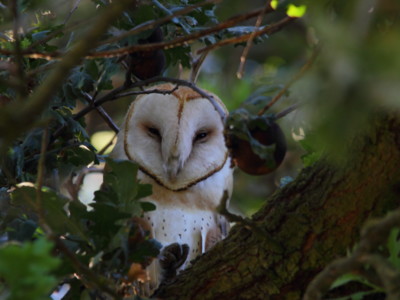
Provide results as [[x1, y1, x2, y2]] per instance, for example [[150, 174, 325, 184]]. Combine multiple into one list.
[[155, 112, 400, 299]]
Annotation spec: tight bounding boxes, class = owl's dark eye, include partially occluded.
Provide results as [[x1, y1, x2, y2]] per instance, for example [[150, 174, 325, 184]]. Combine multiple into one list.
[[147, 127, 161, 139], [194, 131, 209, 143]]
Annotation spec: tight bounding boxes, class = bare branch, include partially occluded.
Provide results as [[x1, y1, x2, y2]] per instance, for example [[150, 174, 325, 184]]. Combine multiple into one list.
[[82, 92, 120, 133], [101, 0, 219, 46], [258, 46, 319, 116], [0, 5, 272, 60], [189, 50, 209, 83], [36, 127, 52, 234], [64, 0, 82, 24], [152, 0, 191, 34], [10, 0, 28, 100], [275, 103, 301, 119], [117, 85, 179, 98], [197, 16, 294, 54], [237, 1, 271, 79], [73, 77, 227, 123]]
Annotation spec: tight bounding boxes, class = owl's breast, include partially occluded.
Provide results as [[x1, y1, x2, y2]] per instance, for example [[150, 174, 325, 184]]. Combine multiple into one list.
[[137, 156, 233, 211], [143, 204, 225, 262]]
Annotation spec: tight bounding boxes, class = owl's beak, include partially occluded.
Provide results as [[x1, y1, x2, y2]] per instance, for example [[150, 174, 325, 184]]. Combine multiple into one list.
[[165, 154, 182, 182]]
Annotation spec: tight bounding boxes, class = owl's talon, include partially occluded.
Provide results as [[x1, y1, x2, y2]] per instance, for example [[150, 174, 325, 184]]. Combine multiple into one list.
[[159, 243, 189, 281]]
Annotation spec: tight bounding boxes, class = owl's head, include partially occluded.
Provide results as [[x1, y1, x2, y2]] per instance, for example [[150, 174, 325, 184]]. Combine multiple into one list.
[[111, 84, 229, 191]]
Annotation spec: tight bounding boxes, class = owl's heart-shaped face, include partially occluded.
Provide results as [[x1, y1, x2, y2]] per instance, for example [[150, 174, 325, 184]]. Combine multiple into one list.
[[114, 84, 229, 191]]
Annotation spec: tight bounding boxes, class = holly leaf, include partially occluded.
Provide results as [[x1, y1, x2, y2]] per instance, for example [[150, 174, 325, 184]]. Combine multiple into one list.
[[130, 238, 162, 263], [11, 185, 89, 242], [0, 238, 60, 300]]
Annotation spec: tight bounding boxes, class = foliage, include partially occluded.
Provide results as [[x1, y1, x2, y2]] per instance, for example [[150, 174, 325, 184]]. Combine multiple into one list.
[[0, 238, 60, 300], [0, 0, 302, 298], [326, 226, 400, 300], [0, 0, 399, 299]]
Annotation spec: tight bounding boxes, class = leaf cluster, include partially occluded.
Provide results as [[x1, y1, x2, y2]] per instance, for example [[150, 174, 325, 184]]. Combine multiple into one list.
[[0, 0, 305, 298]]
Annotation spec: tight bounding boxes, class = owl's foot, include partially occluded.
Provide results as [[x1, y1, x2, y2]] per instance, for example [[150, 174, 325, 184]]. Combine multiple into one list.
[[159, 242, 189, 282]]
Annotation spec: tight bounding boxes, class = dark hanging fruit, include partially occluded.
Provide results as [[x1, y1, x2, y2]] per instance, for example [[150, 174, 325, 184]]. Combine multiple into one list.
[[125, 27, 166, 82], [227, 118, 287, 175]]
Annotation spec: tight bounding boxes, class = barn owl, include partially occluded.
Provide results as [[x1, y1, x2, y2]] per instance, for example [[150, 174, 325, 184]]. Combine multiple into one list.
[[110, 83, 233, 293]]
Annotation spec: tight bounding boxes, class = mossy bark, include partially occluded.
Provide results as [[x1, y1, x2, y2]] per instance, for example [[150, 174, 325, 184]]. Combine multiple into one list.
[[155, 112, 400, 300]]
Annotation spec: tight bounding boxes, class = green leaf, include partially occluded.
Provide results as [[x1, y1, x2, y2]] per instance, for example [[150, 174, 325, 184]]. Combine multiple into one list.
[[102, 158, 143, 213], [7, 218, 37, 242], [0, 238, 60, 300], [140, 202, 156, 212], [11, 185, 90, 242], [387, 227, 400, 268], [286, 4, 307, 18], [86, 202, 131, 244], [130, 238, 162, 263], [299, 133, 323, 167], [61, 145, 97, 167]]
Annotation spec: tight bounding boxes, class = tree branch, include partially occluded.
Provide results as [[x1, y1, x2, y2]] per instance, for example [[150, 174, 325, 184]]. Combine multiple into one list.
[[258, 47, 319, 116], [82, 92, 120, 133], [155, 113, 400, 300], [237, 1, 271, 79], [0, 4, 273, 60], [0, 0, 132, 144], [72, 77, 227, 123], [197, 16, 294, 54]]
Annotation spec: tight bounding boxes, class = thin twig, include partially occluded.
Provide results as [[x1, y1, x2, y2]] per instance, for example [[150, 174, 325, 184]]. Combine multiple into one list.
[[101, 0, 219, 46], [0, 5, 272, 60], [53, 236, 122, 299], [152, 0, 191, 34], [189, 50, 209, 83], [26, 18, 95, 53], [237, 1, 271, 79], [275, 103, 301, 119], [258, 47, 319, 116], [88, 6, 276, 59], [98, 134, 117, 155], [0, 0, 132, 144], [73, 76, 227, 123], [64, 0, 82, 24], [36, 127, 52, 233], [117, 86, 179, 98], [10, 0, 27, 100], [197, 16, 294, 55], [82, 92, 119, 133]]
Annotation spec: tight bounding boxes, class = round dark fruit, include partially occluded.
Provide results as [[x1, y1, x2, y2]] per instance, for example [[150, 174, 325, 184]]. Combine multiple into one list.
[[229, 121, 286, 175], [126, 27, 166, 81]]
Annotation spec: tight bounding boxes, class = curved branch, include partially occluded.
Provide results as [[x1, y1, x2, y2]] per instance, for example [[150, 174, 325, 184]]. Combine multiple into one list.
[[73, 77, 227, 123]]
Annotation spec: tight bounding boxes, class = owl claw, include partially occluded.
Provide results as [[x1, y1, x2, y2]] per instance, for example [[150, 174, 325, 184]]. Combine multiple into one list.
[[159, 242, 189, 281]]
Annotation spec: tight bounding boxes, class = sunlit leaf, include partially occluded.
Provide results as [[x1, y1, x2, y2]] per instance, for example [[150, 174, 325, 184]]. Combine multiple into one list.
[[286, 4, 307, 18]]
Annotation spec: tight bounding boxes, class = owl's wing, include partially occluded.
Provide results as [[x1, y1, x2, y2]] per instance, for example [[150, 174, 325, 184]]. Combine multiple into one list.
[[205, 216, 230, 251]]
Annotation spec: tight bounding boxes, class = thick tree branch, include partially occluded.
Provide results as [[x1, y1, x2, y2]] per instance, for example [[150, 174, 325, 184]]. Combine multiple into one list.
[[155, 112, 400, 299], [0, 5, 275, 60]]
